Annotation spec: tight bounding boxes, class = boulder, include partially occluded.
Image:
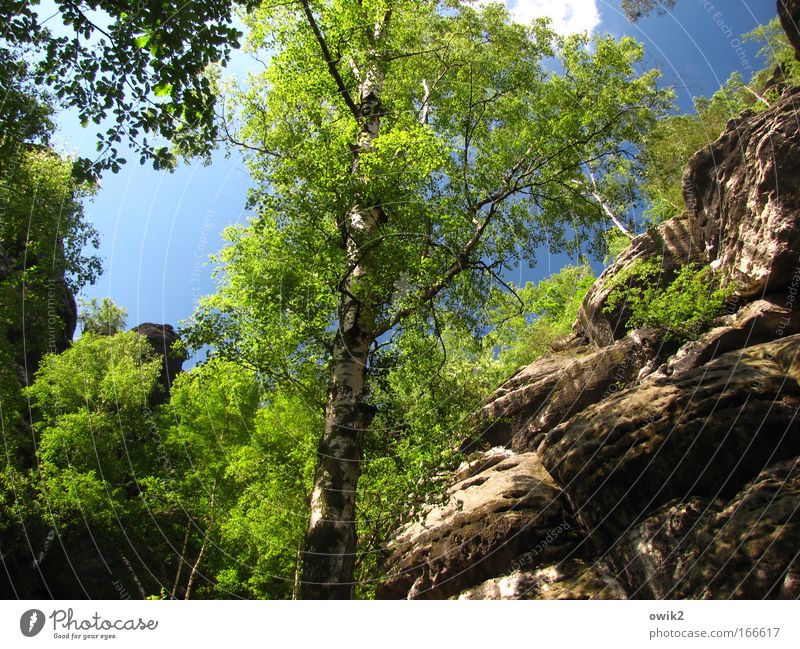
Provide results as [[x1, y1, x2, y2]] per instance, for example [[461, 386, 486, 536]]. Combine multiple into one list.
[[610, 497, 721, 599], [676, 457, 800, 599], [537, 336, 800, 546], [614, 458, 800, 599], [682, 86, 800, 297], [377, 453, 577, 599], [452, 447, 515, 483]]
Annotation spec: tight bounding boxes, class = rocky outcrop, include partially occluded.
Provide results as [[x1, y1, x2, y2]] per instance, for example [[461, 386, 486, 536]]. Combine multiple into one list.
[[131, 323, 184, 401], [0, 242, 77, 385], [779, 0, 800, 61], [459, 559, 627, 600], [382, 333, 800, 600], [683, 86, 800, 297], [472, 328, 674, 452], [648, 295, 800, 380], [378, 453, 578, 599], [380, 66, 800, 599], [575, 217, 704, 347], [615, 457, 800, 599], [538, 337, 800, 546]]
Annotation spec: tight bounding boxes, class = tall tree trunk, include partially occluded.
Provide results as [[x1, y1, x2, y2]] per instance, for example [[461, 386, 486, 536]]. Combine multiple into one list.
[[300, 11, 389, 599], [300, 323, 375, 598]]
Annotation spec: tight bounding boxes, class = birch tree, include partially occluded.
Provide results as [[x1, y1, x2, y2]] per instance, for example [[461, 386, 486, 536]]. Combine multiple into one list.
[[189, 0, 668, 598]]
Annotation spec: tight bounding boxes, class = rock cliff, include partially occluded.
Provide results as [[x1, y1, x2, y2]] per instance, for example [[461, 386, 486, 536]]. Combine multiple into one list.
[[130, 322, 185, 402], [378, 32, 800, 600]]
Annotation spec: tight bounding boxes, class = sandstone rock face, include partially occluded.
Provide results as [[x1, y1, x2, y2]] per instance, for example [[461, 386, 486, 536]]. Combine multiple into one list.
[[683, 87, 800, 297], [648, 296, 800, 380], [473, 328, 672, 452], [677, 457, 800, 599], [615, 458, 800, 599], [538, 337, 800, 546], [779, 0, 800, 61], [575, 217, 704, 348], [382, 336, 800, 599], [130, 323, 185, 400], [377, 453, 577, 599], [459, 560, 627, 600], [611, 497, 719, 599]]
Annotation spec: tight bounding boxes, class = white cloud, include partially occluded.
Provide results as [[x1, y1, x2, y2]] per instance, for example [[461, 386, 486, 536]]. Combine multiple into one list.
[[475, 1, 601, 35]]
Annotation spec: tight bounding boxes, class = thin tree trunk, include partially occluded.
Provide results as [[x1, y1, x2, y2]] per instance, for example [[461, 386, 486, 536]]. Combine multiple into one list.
[[292, 544, 302, 600], [185, 484, 216, 600], [300, 319, 376, 598], [586, 167, 635, 240], [170, 525, 191, 599], [184, 535, 209, 601]]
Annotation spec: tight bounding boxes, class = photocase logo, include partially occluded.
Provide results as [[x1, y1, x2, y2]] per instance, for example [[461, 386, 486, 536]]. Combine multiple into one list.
[[20, 609, 45, 637]]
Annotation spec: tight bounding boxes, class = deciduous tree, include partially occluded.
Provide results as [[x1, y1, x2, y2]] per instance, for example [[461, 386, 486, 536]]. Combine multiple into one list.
[[188, 0, 668, 598]]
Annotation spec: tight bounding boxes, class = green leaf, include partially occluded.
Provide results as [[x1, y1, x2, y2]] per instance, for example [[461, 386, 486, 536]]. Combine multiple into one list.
[[154, 82, 172, 97]]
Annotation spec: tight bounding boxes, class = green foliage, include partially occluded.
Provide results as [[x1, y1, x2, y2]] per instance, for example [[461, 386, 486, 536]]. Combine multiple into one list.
[[78, 297, 128, 335], [8, 331, 174, 597], [188, 6, 660, 591], [0, 0, 260, 178], [25, 332, 162, 521], [604, 228, 633, 264], [604, 260, 735, 341], [191, 0, 666, 378], [486, 264, 596, 375], [160, 358, 315, 599]]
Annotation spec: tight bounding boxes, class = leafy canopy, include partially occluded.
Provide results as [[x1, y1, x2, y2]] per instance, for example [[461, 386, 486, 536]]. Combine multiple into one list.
[[78, 297, 128, 335], [189, 0, 668, 375], [0, 0, 259, 178]]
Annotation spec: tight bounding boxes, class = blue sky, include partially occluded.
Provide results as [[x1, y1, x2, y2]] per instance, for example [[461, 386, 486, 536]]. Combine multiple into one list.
[[56, 0, 776, 357]]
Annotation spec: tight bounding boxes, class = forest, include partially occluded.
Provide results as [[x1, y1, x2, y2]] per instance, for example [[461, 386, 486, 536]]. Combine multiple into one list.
[[2, 0, 799, 600]]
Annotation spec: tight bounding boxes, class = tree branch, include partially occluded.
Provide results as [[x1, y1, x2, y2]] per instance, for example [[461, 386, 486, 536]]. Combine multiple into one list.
[[300, 0, 360, 119], [376, 203, 497, 335]]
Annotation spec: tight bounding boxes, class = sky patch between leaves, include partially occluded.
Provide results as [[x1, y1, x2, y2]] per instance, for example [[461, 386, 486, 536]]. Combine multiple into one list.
[[475, 0, 602, 34]]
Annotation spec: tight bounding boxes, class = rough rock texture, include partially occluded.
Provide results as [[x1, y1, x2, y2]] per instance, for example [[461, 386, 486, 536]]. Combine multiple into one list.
[[538, 337, 800, 546], [459, 559, 627, 600], [648, 296, 800, 380], [130, 323, 185, 401], [612, 497, 719, 599], [575, 217, 704, 347], [676, 457, 800, 599], [377, 453, 578, 599], [683, 86, 800, 296], [383, 335, 800, 600], [615, 458, 800, 599], [779, 0, 800, 61], [472, 328, 673, 452]]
